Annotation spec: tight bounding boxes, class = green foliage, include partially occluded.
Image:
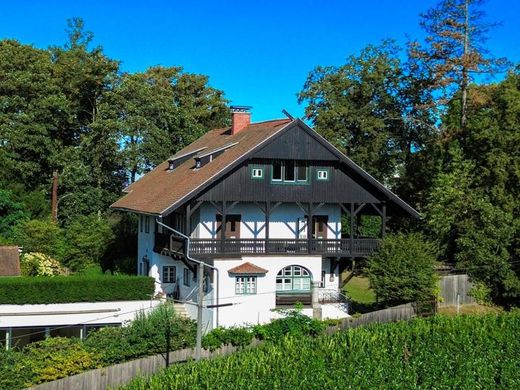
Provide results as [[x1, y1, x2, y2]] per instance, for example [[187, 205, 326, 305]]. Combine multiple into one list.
[[366, 233, 438, 305], [0, 275, 154, 304], [0, 189, 29, 237], [84, 303, 196, 364], [20, 252, 63, 276], [121, 313, 520, 389], [469, 281, 493, 306], [252, 310, 325, 342], [62, 214, 115, 271], [22, 337, 101, 385], [10, 219, 65, 259], [202, 327, 254, 351]]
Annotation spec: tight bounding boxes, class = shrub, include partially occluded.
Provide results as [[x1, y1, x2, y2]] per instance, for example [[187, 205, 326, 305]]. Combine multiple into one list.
[[202, 327, 254, 351], [0, 349, 30, 390], [11, 219, 64, 259], [22, 337, 101, 384], [0, 275, 154, 304], [20, 252, 64, 276], [253, 310, 325, 342], [366, 233, 438, 305], [85, 303, 197, 364], [470, 280, 492, 305]]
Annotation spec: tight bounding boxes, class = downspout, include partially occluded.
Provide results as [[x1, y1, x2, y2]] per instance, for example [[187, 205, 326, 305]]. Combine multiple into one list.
[[155, 219, 220, 328]]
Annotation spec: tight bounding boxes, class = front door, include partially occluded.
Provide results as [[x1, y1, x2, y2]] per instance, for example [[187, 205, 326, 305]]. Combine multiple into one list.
[[312, 215, 328, 239], [216, 214, 241, 239]]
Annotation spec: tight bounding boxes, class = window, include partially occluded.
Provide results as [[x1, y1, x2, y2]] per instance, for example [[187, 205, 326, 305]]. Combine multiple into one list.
[[271, 160, 309, 184], [162, 266, 176, 283], [317, 168, 329, 181], [251, 165, 264, 179], [320, 270, 326, 288], [235, 276, 257, 294], [272, 161, 282, 181], [276, 265, 311, 292], [183, 268, 190, 287], [139, 215, 144, 233]]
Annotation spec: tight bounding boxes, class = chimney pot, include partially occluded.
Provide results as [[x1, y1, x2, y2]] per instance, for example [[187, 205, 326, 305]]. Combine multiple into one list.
[[230, 106, 251, 134]]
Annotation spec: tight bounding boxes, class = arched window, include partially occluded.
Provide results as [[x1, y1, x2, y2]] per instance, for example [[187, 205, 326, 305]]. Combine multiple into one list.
[[276, 265, 312, 292]]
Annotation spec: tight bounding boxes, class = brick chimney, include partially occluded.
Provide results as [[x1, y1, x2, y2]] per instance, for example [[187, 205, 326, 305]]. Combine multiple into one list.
[[231, 106, 251, 134]]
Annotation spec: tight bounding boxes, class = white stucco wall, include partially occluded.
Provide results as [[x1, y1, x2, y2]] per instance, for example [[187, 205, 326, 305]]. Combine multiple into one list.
[[195, 202, 342, 240], [210, 255, 323, 327]]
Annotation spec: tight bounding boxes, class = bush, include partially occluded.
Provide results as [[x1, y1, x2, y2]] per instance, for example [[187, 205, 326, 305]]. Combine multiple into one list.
[[85, 303, 197, 364], [253, 310, 325, 342], [366, 233, 438, 305], [11, 219, 64, 259], [22, 337, 101, 384], [202, 327, 254, 351], [20, 252, 64, 276], [470, 280, 493, 305], [0, 275, 154, 304], [121, 313, 520, 389]]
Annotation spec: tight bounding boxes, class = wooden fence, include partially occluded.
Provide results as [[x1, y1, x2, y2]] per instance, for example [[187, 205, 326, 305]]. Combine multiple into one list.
[[27, 342, 260, 390], [439, 274, 475, 306]]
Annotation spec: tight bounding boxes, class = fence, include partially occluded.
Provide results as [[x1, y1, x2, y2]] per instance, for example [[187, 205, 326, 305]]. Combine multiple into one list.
[[27, 342, 260, 390], [439, 274, 475, 306]]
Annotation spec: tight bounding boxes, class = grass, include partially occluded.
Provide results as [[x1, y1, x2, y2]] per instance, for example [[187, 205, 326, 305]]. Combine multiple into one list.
[[438, 303, 503, 316], [343, 275, 376, 304]]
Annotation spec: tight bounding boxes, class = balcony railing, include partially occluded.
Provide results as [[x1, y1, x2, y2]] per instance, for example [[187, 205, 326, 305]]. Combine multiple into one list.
[[155, 233, 379, 257]]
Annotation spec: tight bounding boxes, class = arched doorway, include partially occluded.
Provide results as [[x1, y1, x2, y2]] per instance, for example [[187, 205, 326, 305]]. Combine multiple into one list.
[[275, 265, 312, 306]]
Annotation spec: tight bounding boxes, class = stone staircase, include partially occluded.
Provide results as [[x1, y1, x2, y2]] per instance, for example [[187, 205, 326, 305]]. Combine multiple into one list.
[[173, 303, 189, 319]]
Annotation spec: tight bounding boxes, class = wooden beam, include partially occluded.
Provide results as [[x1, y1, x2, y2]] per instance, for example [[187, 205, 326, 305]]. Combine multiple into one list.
[[185, 204, 191, 236], [350, 203, 354, 258], [227, 201, 239, 212], [311, 202, 325, 214], [381, 203, 387, 238], [269, 201, 282, 215], [210, 201, 223, 215], [369, 203, 384, 217], [354, 203, 366, 216], [339, 203, 350, 215], [189, 200, 203, 216], [296, 201, 308, 215]]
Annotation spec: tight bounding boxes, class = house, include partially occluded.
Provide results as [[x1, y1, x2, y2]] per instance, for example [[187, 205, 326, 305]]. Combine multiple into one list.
[[111, 107, 419, 328]]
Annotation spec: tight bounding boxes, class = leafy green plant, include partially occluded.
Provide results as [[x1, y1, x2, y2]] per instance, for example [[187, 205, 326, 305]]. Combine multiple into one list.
[[469, 281, 492, 306], [366, 233, 438, 305], [0, 275, 154, 304], [202, 327, 254, 351], [253, 310, 325, 342], [20, 252, 64, 276]]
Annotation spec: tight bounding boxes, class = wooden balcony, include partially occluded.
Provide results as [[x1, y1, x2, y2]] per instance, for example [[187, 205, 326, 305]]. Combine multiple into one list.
[[154, 233, 379, 257]]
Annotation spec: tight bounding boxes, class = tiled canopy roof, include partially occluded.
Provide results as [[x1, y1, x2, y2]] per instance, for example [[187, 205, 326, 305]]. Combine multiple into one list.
[[228, 262, 268, 275], [111, 119, 292, 215]]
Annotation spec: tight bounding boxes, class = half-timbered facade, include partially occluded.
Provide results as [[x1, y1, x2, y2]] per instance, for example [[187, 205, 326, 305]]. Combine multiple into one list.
[[112, 107, 419, 328]]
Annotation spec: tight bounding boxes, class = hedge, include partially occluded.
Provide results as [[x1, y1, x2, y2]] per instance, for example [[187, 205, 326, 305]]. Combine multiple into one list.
[[0, 275, 155, 304]]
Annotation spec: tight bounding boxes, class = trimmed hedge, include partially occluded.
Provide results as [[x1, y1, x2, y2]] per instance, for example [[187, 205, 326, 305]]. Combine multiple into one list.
[[0, 275, 155, 304]]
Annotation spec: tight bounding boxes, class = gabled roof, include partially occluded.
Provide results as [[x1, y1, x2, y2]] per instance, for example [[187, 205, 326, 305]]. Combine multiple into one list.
[[111, 117, 420, 219], [111, 119, 292, 215], [228, 262, 268, 275]]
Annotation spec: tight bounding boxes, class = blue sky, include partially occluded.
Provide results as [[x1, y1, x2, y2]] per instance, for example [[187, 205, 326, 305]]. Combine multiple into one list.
[[1, 0, 518, 121]]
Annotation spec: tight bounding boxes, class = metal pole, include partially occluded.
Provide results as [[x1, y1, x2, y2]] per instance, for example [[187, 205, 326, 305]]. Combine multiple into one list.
[[195, 262, 204, 361]]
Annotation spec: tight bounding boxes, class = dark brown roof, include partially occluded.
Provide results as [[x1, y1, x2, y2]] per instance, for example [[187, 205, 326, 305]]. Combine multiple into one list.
[[111, 119, 292, 215], [0, 246, 20, 276], [228, 262, 268, 275]]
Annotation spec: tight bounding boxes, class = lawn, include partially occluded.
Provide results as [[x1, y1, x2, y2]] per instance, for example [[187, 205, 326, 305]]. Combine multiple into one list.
[[343, 275, 376, 304]]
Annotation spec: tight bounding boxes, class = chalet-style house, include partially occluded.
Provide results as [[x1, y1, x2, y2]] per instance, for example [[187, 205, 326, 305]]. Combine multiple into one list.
[[111, 107, 419, 328]]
